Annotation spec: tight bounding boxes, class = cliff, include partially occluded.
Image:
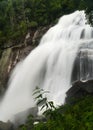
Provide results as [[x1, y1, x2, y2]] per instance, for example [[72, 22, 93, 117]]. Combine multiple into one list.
[[0, 26, 50, 94]]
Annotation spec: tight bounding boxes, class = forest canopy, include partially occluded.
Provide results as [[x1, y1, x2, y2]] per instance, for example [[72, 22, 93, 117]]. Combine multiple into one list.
[[0, 0, 93, 48]]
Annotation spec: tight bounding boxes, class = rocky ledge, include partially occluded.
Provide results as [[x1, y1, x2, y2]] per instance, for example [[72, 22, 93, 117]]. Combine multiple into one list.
[[66, 80, 93, 104]]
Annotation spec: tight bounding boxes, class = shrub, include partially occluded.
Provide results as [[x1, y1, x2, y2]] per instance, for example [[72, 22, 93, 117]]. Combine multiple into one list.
[[28, 21, 38, 29]]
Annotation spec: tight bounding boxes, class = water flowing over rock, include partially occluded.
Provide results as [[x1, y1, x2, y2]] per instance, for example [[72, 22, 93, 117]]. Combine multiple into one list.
[[0, 10, 93, 123], [0, 26, 49, 93], [14, 107, 38, 126]]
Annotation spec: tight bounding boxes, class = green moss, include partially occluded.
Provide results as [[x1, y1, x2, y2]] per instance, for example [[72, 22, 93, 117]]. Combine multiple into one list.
[[28, 21, 38, 28], [0, 48, 11, 69]]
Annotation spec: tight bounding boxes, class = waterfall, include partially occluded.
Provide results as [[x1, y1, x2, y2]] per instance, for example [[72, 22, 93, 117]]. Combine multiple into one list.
[[0, 10, 93, 122]]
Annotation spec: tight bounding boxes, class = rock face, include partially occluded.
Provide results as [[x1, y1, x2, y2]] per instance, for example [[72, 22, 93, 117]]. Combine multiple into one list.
[[71, 42, 93, 83], [32, 26, 51, 45], [14, 107, 38, 126], [0, 121, 13, 130], [0, 26, 50, 93], [66, 80, 93, 104], [0, 48, 12, 94], [0, 45, 34, 94]]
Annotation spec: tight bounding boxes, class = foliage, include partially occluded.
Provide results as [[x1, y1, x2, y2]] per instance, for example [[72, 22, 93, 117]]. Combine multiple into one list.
[[18, 88, 93, 130], [33, 87, 55, 113], [32, 96, 93, 130], [28, 21, 38, 28], [0, 0, 93, 50]]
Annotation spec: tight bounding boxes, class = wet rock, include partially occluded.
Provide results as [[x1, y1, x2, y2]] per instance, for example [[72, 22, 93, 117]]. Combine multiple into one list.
[[71, 41, 93, 83], [14, 107, 38, 126], [66, 80, 93, 104], [0, 121, 14, 130], [32, 26, 51, 46], [0, 48, 12, 93], [0, 45, 34, 94], [34, 115, 46, 122], [0, 26, 50, 92]]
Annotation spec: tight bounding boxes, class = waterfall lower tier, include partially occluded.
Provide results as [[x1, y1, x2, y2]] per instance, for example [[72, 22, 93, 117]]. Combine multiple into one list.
[[0, 10, 93, 122]]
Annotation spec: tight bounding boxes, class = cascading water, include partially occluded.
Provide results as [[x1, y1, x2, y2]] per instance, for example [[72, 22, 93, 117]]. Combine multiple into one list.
[[0, 10, 93, 122]]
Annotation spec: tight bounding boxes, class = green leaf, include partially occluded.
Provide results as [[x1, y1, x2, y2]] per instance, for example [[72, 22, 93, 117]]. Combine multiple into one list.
[[40, 104, 46, 111], [35, 94, 42, 100], [37, 98, 47, 106]]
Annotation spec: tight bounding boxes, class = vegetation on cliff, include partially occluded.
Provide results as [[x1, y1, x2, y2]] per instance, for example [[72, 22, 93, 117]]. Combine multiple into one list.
[[0, 0, 93, 51], [18, 95, 93, 130]]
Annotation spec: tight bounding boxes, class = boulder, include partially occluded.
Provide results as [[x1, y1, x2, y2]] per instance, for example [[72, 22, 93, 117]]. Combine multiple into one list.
[[66, 80, 93, 104], [14, 107, 38, 126]]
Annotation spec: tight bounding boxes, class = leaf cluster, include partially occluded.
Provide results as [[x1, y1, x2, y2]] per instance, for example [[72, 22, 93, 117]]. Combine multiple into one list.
[[33, 96, 93, 130], [33, 87, 55, 112]]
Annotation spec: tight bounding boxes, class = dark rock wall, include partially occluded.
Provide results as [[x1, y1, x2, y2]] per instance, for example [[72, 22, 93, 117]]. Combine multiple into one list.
[[0, 26, 50, 94], [66, 80, 93, 104]]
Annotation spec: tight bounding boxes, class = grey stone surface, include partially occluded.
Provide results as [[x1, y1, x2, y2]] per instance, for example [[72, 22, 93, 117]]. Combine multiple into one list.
[[14, 107, 38, 126], [0, 121, 13, 130], [66, 80, 93, 104]]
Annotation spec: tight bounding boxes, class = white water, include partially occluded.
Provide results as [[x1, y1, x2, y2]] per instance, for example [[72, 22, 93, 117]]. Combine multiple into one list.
[[0, 10, 93, 122]]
